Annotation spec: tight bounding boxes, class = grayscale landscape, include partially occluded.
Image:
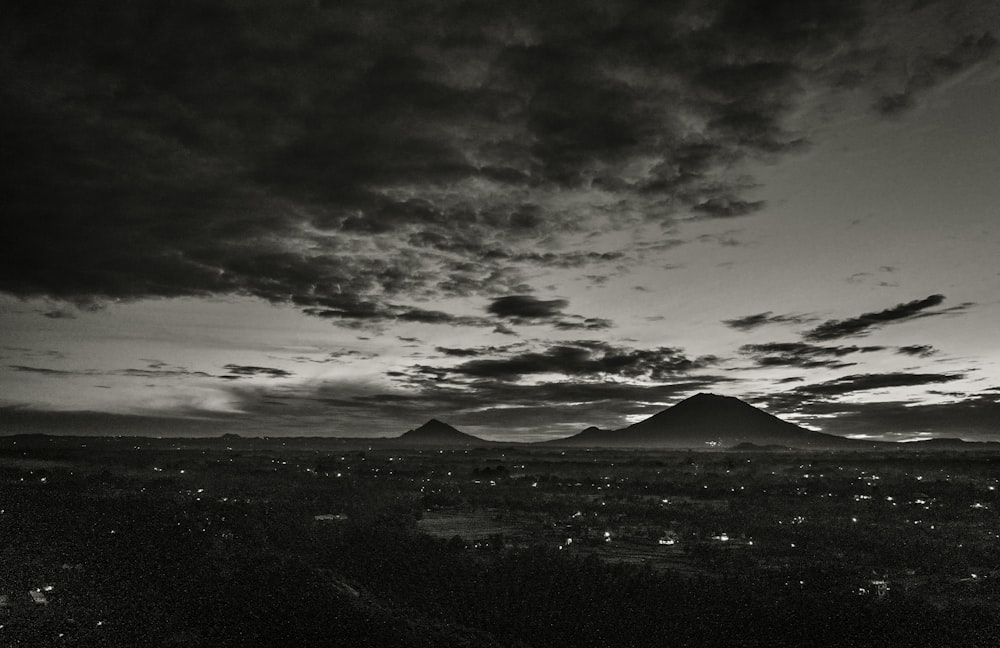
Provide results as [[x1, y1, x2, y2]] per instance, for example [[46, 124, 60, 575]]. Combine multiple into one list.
[[2, 0, 999, 645]]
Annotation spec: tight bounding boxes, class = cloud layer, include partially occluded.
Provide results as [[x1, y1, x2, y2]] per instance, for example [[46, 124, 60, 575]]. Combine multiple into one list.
[[443, 341, 714, 381], [2, 0, 994, 325], [804, 295, 973, 341]]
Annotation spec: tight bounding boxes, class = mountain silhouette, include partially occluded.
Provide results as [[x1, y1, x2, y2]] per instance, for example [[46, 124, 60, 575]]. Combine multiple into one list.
[[553, 393, 867, 449], [396, 419, 487, 445]]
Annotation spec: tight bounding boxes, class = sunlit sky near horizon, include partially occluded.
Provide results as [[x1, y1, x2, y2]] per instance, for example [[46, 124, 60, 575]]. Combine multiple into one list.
[[2, 0, 999, 441]]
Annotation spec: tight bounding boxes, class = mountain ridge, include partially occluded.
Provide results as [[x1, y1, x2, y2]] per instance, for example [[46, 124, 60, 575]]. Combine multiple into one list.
[[396, 419, 488, 445], [549, 393, 874, 449]]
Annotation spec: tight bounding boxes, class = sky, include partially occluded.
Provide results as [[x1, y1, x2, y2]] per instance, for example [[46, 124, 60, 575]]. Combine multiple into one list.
[[2, 0, 999, 442]]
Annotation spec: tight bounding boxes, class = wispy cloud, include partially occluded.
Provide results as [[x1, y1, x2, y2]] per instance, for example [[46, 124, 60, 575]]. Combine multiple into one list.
[[10, 362, 211, 379], [794, 372, 964, 397], [803, 295, 973, 341], [220, 365, 294, 380], [874, 33, 998, 115], [896, 344, 938, 358], [723, 311, 817, 331], [429, 341, 716, 382], [739, 342, 884, 369], [9, 364, 76, 375]]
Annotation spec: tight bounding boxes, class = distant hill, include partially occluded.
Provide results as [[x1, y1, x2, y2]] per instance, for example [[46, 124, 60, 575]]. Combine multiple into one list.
[[569, 426, 615, 443], [395, 419, 488, 446], [551, 393, 873, 449], [901, 437, 1000, 450]]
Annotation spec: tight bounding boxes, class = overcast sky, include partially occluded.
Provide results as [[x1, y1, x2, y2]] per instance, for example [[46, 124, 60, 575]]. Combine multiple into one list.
[[2, 0, 999, 441]]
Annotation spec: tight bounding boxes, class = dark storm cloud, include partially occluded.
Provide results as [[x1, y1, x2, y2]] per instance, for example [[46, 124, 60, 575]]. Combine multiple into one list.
[[435, 347, 484, 358], [487, 295, 568, 319], [449, 342, 714, 381], [485, 295, 613, 330], [739, 342, 885, 368], [794, 372, 963, 397], [397, 309, 488, 326], [723, 311, 817, 331], [803, 295, 973, 341], [511, 251, 627, 268], [220, 365, 293, 379], [2, 0, 990, 317], [897, 344, 937, 357]]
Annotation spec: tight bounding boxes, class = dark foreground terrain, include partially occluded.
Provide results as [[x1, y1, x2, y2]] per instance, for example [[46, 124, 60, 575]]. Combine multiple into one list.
[[1, 434, 999, 647]]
